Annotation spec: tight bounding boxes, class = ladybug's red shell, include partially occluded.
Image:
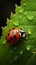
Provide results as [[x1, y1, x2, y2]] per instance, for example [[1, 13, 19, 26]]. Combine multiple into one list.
[[6, 28, 20, 45]]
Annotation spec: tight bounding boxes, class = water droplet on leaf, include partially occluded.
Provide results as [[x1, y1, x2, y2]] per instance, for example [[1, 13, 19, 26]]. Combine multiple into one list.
[[24, 11, 28, 15], [23, 3, 26, 6], [13, 21, 19, 26], [19, 8, 23, 13], [27, 15, 34, 20], [20, 50, 23, 54], [26, 45, 31, 50], [2, 40, 6, 44], [28, 29, 32, 35]]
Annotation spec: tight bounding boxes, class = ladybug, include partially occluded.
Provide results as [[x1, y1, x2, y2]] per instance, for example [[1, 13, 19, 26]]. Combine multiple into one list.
[[6, 28, 26, 45]]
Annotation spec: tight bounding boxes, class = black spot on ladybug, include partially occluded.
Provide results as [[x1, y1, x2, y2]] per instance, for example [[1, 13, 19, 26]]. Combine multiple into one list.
[[9, 29, 11, 31], [19, 35, 20, 38], [8, 33, 10, 36], [10, 37, 13, 40], [12, 28, 15, 30], [14, 35, 16, 39]]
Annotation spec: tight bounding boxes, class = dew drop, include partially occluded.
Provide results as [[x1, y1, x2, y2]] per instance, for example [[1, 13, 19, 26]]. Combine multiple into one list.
[[26, 45, 31, 50], [13, 21, 19, 26], [27, 15, 34, 20], [24, 11, 28, 15], [20, 50, 23, 54], [19, 8, 23, 13], [28, 29, 32, 35], [19, 16, 22, 18], [2, 40, 6, 44], [23, 3, 26, 6]]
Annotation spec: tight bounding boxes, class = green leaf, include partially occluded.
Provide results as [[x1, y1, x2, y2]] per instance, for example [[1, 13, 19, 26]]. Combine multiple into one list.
[[0, 0, 36, 65]]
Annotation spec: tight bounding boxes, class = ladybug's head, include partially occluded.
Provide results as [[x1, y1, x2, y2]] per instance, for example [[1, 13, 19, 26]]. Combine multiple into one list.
[[19, 29, 26, 37]]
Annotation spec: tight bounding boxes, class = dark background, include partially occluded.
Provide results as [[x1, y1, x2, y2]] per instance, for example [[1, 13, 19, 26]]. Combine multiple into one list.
[[0, 0, 21, 37]]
